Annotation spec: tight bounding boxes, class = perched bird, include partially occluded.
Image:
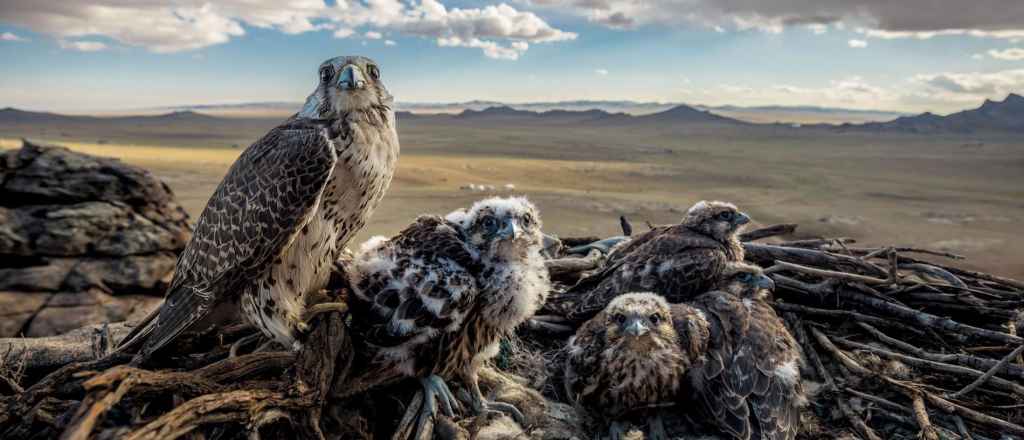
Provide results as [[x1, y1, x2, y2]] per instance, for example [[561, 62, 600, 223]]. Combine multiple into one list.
[[546, 201, 750, 322], [348, 196, 549, 432], [687, 262, 805, 440], [117, 56, 399, 362], [559, 293, 709, 440]]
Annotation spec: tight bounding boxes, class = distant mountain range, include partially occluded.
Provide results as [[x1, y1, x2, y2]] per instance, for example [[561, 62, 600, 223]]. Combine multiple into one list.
[[0, 109, 217, 124], [3, 93, 1022, 134], [154, 100, 910, 122], [840, 93, 1024, 134]]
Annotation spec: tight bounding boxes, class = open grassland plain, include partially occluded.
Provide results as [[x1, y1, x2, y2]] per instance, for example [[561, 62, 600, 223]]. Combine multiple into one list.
[[2, 112, 1023, 279]]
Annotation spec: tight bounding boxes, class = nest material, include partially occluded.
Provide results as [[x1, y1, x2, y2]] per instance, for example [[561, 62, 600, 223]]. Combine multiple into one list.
[[1, 221, 1023, 440]]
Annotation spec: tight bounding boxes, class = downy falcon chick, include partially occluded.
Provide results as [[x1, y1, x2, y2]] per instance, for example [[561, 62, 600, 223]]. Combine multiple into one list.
[[546, 200, 750, 322], [118, 56, 399, 362], [348, 196, 549, 433], [560, 292, 709, 440], [686, 262, 805, 440]]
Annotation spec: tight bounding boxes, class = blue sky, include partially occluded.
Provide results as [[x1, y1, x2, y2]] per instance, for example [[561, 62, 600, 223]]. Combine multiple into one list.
[[1, 0, 1023, 113]]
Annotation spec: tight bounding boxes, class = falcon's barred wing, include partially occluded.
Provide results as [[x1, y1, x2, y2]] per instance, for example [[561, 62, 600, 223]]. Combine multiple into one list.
[[352, 216, 481, 349], [669, 303, 710, 366], [547, 227, 728, 322], [690, 292, 803, 440], [604, 226, 668, 266], [561, 314, 608, 402], [120, 119, 339, 359]]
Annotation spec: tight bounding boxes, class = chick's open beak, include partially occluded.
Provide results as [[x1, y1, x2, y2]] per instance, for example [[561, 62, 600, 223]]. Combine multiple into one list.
[[339, 64, 365, 90], [625, 317, 650, 338], [496, 218, 521, 241]]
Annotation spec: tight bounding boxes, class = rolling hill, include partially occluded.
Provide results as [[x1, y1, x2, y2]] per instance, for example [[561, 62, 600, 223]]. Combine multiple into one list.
[[842, 93, 1024, 133]]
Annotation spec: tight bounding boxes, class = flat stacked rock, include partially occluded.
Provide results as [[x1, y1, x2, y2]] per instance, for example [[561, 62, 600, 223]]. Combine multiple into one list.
[[0, 139, 191, 337]]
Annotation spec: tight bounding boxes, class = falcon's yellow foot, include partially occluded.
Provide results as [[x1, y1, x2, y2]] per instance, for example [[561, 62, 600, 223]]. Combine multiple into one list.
[[301, 302, 349, 323]]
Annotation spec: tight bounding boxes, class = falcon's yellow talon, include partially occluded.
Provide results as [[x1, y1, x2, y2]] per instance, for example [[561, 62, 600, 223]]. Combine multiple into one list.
[[301, 302, 349, 322]]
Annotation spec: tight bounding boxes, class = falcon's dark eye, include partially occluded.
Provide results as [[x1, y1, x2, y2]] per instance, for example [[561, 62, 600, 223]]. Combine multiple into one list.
[[368, 65, 380, 80], [736, 273, 753, 282], [319, 67, 333, 84], [649, 314, 661, 325], [718, 211, 733, 221], [615, 314, 626, 325], [482, 216, 497, 231], [522, 214, 532, 226]]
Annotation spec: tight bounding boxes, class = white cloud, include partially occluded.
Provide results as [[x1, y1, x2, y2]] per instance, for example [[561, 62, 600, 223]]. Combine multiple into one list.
[[848, 39, 867, 48], [910, 68, 1024, 95], [719, 83, 755, 93], [969, 53, 985, 60], [0, 0, 574, 59], [808, 24, 827, 35], [1, 31, 30, 42], [520, 0, 1024, 40], [437, 37, 529, 60], [384, 39, 397, 45], [988, 47, 1024, 60], [855, 27, 1024, 40], [595, 68, 609, 75], [57, 40, 109, 51], [713, 25, 726, 33]]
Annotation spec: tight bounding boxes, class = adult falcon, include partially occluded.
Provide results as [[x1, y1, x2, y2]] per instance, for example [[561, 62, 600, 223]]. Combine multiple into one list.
[[545, 201, 750, 322], [686, 262, 805, 440], [117, 56, 399, 363]]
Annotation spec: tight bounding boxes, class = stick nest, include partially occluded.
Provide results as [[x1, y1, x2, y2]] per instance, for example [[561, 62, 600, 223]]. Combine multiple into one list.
[[1, 221, 1022, 440]]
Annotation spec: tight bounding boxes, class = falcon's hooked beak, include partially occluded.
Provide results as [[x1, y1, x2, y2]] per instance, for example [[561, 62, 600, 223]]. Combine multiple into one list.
[[625, 317, 649, 339], [734, 213, 751, 226], [496, 218, 521, 241], [339, 64, 366, 90], [754, 275, 776, 291]]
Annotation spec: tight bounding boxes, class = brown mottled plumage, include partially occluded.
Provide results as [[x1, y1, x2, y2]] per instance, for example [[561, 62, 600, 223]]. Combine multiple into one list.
[[687, 262, 805, 440], [546, 201, 750, 322], [349, 197, 549, 422], [561, 293, 709, 440], [117, 56, 399, 363]]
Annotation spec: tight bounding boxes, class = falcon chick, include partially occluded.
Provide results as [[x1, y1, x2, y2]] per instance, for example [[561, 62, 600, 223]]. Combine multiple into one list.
[[546, 200, 750, 322], [560, 293, 709, 440], [687, 262, 805, 440], [348, 196, 549, 434], [117, 56, 399, 362]]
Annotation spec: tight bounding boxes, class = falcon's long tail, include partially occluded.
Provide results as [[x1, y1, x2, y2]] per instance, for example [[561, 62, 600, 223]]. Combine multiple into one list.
[[112, 299, 162, 355]]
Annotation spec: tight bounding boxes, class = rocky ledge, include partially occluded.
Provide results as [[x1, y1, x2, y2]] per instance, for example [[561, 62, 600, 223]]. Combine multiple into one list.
[[0, 139, 191, 337]]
